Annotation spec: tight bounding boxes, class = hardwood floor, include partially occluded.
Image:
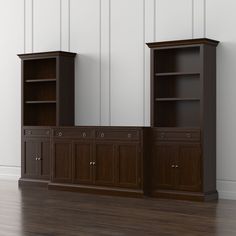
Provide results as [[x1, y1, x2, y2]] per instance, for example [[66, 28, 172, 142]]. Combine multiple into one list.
[[0, 180, 236, 236]]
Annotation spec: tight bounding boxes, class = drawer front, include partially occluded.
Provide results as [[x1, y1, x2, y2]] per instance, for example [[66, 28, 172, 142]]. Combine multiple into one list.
[[95, 129, 140, 141], [24, 128, 51, 137], [154, 130, 200, 142], [53, 128, 94, 139]]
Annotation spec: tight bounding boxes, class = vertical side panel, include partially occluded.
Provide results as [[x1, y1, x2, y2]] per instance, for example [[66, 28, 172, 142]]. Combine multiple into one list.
[[71, 0, 100, 125], [101, 0, 110, 125], [193, 0, 205, 38], [25, 0, 33, 52], [33, 0, 61, 52], [144, 0, 155, 126], [61, 0, 70, 51], [155, 0, 192, 41], [110, 0, 144, 126]]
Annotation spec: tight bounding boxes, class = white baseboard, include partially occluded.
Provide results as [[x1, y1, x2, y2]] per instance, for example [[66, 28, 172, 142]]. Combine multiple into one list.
[[0, 165, 20, 180], [217, 180, 236, 200]]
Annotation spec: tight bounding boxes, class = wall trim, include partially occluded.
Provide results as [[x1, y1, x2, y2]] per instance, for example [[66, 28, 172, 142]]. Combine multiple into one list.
[[203, 0, 206, 37], [68, 0, 70, 51], [99, 0, 102, 125], [108, 0, 111, 125], [143, 0, 146, 126], [154, 0, 156, 41], [217, 180, 236, 200], [0, 166, 21, 180], [192, 0, 194, 38], [32, 0, 34, 52], [24, 0, 26, 53], [60, 0, 62, 50]]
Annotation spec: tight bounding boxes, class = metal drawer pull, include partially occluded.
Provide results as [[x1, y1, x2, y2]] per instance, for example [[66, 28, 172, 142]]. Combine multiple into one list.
[[128, 133, 132, 138], [160, 132, 165, 138], [58, 132, 62, 137], [175, 165, 179, 168], [186, 133, 191, 138], [92, 162, 96, 165], [89, 162, 93, 165], [82, 132, 86, 138], [171, 164, 175, 168], [101, 133, 104, 138], [27, 131, 32, 135]]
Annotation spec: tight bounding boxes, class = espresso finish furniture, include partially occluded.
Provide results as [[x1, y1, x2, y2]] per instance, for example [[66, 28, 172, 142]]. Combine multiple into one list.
[[18, 51, 76, 186], [49, 127, 150, 197], [18, 51, 76, 126], [147, 38, 219, 201], [18, 41, 219, 201], [21, 127, 51, 186]]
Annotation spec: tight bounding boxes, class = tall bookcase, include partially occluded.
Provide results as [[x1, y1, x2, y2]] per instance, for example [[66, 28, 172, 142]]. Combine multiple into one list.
[[147, 39, 219, 201], [18, 51, 76, 126], [18, 51, 76, 185]]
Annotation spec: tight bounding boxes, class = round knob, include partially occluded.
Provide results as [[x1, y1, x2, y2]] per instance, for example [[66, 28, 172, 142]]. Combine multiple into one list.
[[171, 165, 175, 168], [89, 162, 93, 165], [35, 157, 38, 161], [58, 132, 62, 137], [82, 132, 86, 138], [128, 133, 132, 138], [101, 133, 104, 138], [175, 165, 179, 168], [93, 162, 96, 166]]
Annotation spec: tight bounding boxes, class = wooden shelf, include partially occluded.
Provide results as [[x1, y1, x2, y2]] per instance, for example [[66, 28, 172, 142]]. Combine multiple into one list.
[[155, 72, 200, 77], [25, 79, 56, 83], [25, 100, 56, 104], [155, 98, 200, 101]]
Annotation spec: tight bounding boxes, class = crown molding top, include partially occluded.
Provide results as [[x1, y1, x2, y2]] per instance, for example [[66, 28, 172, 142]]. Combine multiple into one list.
[[146, 38, 219, 48], [17, 51, 77, 59]]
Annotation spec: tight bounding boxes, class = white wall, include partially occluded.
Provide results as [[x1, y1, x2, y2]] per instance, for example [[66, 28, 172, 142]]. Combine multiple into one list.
[[1, 0, 236, 199], [0, 0, 23, 179]]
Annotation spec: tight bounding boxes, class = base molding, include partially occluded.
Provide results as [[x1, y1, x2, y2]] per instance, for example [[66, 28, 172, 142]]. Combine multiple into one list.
[[18, 178, 49, 187], [0, 166, 20, 180], [17, 178, 222, 201], [151, 190, 218, 201], [48, 182, 144, 198]]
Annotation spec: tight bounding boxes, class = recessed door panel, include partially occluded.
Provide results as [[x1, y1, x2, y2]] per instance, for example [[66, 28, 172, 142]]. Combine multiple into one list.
[[94, 143, 115, 186], [73, 142, 93, 184]]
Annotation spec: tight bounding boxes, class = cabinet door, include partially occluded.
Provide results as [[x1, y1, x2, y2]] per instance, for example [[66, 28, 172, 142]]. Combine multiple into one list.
[[52, 140, 72, 183], [73, 142, 93, 184], [94, 143, 115, 186], [177, 144, 202, 191], [152, 143, 178, 190], [116, 143, 140, 189], [38, 140, 50, 180], [22, 140, 40, 178]]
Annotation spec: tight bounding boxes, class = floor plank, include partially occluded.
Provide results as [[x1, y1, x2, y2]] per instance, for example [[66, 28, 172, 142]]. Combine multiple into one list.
[[0, 180, 235, 236]]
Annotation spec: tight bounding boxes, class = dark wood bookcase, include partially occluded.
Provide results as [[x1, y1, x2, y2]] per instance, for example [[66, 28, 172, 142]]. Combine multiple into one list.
[[18, 51, 76, 186], [18, 51, 76, 126], [147, 38, 219, 201]]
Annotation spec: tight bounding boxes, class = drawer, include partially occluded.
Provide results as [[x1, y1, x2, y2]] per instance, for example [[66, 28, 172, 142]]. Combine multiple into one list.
[[95, 129, 140, 141], [24, 128, 51, 137], [53, 128, 94, 139], [153, 130, 200, 142]]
